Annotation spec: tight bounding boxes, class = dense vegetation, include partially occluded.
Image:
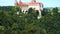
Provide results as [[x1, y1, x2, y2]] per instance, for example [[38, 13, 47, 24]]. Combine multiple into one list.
[[0, 6, 60, 34]]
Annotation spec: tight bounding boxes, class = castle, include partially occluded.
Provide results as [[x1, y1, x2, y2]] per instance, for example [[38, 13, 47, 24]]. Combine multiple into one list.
[[15, 0, 43, 19]]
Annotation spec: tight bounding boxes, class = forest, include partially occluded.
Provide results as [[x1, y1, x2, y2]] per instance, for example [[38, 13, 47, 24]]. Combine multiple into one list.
[[0, 6, 60, 34]]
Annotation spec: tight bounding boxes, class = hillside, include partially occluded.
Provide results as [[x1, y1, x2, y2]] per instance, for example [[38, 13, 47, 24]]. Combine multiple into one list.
[[0, 6, 60, 34]]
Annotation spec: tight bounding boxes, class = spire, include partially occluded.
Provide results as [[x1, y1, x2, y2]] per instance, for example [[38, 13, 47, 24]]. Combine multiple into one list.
[[15, 0, 18, 6], [32, 0, 36, 2], [19, 0, 21, 2], [15, 0, 17, 2]]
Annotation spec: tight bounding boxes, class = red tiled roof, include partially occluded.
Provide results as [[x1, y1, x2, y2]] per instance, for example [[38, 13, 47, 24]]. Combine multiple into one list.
[[16, 1, 43, 6], [28, 2, 43, 5], [18, 2, 28, 6]]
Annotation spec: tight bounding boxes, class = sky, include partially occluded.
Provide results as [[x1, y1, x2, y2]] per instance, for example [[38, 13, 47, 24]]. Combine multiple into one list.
[[0, 0, 60, 7]]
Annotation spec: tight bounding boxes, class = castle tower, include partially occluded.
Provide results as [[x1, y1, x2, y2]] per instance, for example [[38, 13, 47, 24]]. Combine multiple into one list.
[[15, 0, 43, 19], [32, 0, 36, 2]]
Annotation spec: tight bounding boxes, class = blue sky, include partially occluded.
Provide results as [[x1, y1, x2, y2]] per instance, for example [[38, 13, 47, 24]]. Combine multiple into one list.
[[0, 0, 60, 7]]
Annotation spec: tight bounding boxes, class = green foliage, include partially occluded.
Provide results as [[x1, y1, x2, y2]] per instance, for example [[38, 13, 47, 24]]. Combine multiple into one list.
[[52, 7, 58, 13], [0, 6, 60, 34], [28, 8, 38, 19], [41, 8, 49, 16]]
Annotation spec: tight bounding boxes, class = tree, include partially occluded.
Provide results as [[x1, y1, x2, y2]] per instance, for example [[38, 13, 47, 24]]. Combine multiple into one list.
[[52, 7, 58, 14], [0, 6, 60, 34], [28, 8, 38, 19]]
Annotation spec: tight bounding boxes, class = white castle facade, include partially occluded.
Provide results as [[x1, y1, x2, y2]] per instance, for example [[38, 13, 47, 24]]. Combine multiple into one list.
[[15, 0, 43, 19]]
